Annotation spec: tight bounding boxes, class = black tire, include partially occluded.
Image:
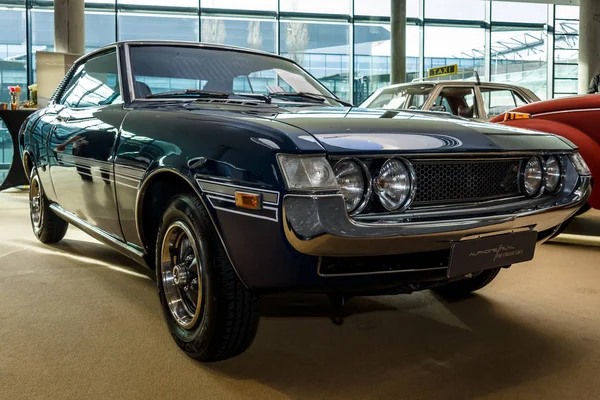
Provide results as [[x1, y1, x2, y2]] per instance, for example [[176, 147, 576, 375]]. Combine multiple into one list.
[[29, 169, 68, 243], [155, 194, 259, 362], [432, 268, 501, 299]]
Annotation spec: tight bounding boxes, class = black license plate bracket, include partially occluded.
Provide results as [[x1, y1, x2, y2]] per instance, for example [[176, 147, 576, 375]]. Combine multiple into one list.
[[448, 230, 537, 278]]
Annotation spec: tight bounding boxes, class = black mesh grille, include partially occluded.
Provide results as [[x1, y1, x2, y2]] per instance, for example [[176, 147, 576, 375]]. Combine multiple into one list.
[[412, 159, 522, 205]]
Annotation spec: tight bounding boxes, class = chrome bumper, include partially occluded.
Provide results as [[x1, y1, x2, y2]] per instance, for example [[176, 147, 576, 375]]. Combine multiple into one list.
[[283, 177, 592, 257]]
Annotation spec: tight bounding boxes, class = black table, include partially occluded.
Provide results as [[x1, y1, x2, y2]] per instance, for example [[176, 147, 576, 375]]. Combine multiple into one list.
[[0, 109, 37, 191]]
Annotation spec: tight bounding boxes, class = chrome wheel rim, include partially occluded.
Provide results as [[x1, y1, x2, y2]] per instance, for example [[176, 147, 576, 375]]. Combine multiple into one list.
[[160, 221, 203, 330], [29, 175, 43, 232]]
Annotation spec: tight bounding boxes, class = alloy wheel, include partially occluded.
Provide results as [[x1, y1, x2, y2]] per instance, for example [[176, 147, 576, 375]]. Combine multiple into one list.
[[160, 221, 204, 330]]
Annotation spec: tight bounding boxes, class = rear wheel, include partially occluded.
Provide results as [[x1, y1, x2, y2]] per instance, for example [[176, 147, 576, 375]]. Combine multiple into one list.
[[156, 194, 259, 362], [29, 169, 68, 243], [432, 268, 501, 299]]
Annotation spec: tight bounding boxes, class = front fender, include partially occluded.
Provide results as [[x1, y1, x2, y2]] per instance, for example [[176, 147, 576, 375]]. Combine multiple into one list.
[[501, 119, 599, 208]]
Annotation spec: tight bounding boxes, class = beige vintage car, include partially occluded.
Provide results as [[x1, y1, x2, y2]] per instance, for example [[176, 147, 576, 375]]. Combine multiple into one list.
[[359, 80, 539, 121]]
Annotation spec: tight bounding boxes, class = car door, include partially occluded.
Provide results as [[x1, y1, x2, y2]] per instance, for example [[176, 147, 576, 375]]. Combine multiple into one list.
[[48, 48, 127, 239], [479, 86, 528, 120]]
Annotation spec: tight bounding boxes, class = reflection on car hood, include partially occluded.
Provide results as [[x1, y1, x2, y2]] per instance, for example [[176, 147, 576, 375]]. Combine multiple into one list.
[[135, 102, 574, 154], [264, 107, 573, 155]]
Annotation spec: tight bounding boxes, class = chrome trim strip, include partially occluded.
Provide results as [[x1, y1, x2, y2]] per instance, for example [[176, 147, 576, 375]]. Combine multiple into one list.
[[114, 180, 138, 190], [124, 43, 136, 102], [58, 154, 113, 166], [328, 151, 574, 160], [113, 173, 141, 183], [317, 266, 448, 278], [196, 179, 280, 205], [459, 227, 532, 241], [49, 203, 147, 267], [534, 108, 600, 118]]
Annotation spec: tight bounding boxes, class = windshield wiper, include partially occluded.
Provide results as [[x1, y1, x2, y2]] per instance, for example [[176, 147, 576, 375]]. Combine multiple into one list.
[[145, 90, 272, 103], [145, 90, 230, 99], [269, 92, 353, 107]]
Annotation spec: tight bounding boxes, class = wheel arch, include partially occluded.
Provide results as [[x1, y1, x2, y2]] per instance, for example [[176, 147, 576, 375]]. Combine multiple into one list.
[[134, 168, 240, 278], [22, 150, 34, 180]]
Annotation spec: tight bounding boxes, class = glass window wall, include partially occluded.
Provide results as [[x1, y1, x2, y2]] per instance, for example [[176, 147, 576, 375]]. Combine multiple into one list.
[[554, 5, 579, 97], [492, 2, 548, 24], [425, 0, 486, 21], [1, 1, 582, 107], [280, 0, 351, 15], [201, 17, 276, 53], [491, 27, 547, 100], [425, 26, 486, 80], [280, 21, 351, 101]]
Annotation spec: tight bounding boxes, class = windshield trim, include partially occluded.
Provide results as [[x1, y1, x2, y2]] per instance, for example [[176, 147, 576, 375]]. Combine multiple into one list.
[[123, 42, 346, 106]]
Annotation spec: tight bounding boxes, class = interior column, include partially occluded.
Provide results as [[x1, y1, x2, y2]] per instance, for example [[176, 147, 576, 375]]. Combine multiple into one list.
[[54, 0, 85, 54], [391, 0, 407, 84], [578, 0, 600, 94]]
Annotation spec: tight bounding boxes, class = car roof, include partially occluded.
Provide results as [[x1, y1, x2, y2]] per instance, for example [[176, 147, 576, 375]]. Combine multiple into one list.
[[89, 40, 285, 61], [380, 80, 528, 90]]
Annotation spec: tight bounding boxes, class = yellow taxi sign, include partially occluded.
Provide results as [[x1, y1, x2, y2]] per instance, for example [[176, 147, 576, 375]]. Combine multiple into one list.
[[504, 112, 531, 121], [428, 64, 459, 78]]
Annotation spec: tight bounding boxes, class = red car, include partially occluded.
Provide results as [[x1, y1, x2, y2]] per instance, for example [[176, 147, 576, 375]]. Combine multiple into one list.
[[491, 95, 598, 211]]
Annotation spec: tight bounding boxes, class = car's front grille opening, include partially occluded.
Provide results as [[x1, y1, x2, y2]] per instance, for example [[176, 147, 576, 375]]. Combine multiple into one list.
[[319, 249, 449, 276], [411, 159, 522, 205]]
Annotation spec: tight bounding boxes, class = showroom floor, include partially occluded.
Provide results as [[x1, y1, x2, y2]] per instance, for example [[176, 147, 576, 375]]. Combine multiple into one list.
[[1, 189, 599, 400]]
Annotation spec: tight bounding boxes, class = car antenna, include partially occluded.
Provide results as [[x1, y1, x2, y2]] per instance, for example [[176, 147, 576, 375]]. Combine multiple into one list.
[[474, 71, 481, 85]]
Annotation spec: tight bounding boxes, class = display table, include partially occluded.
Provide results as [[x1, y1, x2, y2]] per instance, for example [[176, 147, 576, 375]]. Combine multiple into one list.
[[0, 109, 37, 191]]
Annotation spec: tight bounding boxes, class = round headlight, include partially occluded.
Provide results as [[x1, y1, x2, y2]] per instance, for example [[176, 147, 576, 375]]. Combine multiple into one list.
[[374, 158, 413, 211], [522, 156, 543, 197], [333, 159, 369, 214], [544, 156, 562, 193]]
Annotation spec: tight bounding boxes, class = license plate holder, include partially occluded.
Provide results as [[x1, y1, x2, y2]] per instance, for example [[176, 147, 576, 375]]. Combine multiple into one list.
[[448, 231, 537, 278]]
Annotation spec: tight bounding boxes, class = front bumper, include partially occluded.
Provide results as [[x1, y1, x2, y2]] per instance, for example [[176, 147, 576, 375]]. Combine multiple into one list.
[[283, 176, 592, 257]]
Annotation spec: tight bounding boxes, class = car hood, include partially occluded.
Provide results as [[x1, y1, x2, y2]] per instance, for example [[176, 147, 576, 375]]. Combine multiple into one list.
[[134, 102, 574, 155], [264, 107, 573, 155]]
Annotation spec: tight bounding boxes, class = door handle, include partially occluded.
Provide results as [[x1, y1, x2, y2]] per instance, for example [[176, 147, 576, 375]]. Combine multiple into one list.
[[56, 114, 70, 122]]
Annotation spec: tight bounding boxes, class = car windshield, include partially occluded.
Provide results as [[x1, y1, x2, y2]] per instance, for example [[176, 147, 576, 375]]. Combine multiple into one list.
[[128, 45, 345, 106], [360, 84, 435, 110]]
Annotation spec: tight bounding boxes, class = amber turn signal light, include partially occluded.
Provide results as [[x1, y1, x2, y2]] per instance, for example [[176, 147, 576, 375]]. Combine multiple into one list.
[[234, 192, 261, 210], [504, 112, 531, 121]]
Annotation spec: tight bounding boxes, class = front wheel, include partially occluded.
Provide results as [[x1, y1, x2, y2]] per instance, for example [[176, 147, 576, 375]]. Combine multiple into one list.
[[29, 169, 68, 243], [156, 194, 259, 362], [432, 268, 501, 299]]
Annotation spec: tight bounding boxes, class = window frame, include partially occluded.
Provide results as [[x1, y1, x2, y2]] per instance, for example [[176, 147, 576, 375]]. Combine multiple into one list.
[[54, 46, 124, 110]]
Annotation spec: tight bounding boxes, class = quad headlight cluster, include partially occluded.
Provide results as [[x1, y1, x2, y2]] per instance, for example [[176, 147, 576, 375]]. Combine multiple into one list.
[[278, 153, 586, 217], [521, 155, 564, 197], [333, 157, 415, 214], [277, 154, 416, 215]]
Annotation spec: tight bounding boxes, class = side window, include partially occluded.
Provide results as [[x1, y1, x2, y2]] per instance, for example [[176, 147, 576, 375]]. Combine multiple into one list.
[[60, 50, 121, 108], [481, 88, 527, 118], [435, 87, 479, 119]]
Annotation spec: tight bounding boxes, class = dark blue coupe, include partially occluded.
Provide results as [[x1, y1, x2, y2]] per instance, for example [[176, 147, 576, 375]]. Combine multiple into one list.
[[20, 41, 592, 361]]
